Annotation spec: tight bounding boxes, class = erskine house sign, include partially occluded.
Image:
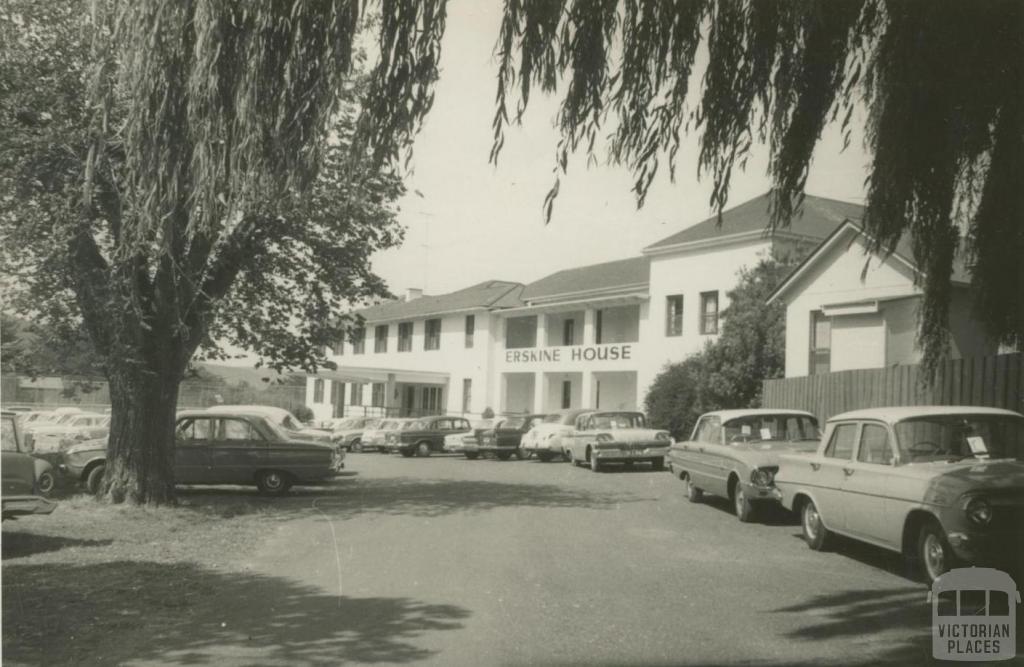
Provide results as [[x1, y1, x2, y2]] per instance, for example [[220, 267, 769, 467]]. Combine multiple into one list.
[[505, 344, 634, 364]]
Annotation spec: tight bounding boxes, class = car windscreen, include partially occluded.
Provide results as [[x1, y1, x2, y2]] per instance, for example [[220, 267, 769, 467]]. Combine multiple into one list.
[[1, 418, 17, 452], [894, 414, 1024, 462], [723, 415, 820, 444], [590, 413, 646, 429], [543, 414, 564, 424]]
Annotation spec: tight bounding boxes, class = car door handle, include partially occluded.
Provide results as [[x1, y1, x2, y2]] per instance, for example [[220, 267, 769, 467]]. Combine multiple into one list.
[[810, 462, 821, 471], [843, 467, 855, 476]]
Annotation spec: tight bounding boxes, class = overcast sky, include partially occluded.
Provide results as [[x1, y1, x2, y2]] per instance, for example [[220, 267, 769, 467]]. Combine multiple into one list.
[[368, 1, 873, 298]]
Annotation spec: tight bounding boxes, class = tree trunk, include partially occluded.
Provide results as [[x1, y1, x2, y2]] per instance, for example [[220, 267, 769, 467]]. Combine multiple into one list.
[[102, 363, 182, 505]]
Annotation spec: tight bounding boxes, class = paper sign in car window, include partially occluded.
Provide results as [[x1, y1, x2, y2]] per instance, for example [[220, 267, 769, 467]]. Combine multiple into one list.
[[759, 427, 772, 440], [966, 436, 988, 455]]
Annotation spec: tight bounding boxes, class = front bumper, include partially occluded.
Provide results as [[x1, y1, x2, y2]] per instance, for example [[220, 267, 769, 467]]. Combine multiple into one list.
[[591, 445, 670, 460], [2, 495, 57, 518], [946, 527, 1024, 569]]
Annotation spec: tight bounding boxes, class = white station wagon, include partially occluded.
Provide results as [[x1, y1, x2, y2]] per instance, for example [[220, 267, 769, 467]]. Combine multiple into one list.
[[774, 406, 1024, 583]]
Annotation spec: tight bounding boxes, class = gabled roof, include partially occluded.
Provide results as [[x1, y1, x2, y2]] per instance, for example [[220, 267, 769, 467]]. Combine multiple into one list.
[[520, 256, 650, 303], [357, 280, 524, 322], [645, 192, 864, 253], [767, 220, 972, 304]]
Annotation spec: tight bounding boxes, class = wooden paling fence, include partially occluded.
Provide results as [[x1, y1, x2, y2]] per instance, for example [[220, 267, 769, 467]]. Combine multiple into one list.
[[763, 353, 1023, 423]]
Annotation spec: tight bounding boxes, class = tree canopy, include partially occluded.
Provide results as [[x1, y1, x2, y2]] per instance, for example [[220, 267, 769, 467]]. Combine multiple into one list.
[[492, 0, 1023, 374], [0, 0, 447, 503]]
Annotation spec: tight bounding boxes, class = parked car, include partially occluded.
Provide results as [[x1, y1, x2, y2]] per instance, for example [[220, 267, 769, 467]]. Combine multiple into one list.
[[774, 406, 1024, 583], [60, 408, 346, 495], [359, 418, 410, 452], [327, 416, 380, 451], [388, 416, 472, 457], [29, 413, 110, 454], [443, 418, 496, 458], [520, 409, 591, 462], [668, 409, 822, 521], [1, 411, 57, 519], [477, 414, 548, 460], [564, 410, 671, 472], [209, 405, 332, 445]]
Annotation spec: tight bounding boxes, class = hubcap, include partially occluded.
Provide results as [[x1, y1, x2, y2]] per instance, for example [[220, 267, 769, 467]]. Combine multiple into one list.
[[265, 473, 282, 489], [923, 533, 946, 578], [804, 504, 819, 539], [38, 473, 54, 494], [418, 443, 429, 456]]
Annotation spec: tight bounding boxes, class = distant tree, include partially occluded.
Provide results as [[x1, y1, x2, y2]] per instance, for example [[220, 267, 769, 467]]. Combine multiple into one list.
[[1, 313, 105, 377], [492, 1, 1024, 375], [293, 405, 316, 423], [0, 1, 445, 504], [645, 253, 799, 438]]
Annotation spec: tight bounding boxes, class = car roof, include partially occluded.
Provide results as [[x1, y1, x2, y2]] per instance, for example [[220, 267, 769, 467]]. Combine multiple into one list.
[[210, 404, 291, 415], [180, 409, 267, 419], [702, 409, 817, 421], [828, 406, 1023, 423]]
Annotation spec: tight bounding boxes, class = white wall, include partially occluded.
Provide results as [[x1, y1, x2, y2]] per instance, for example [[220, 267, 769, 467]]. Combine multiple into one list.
[[781, 232, 920, 377]]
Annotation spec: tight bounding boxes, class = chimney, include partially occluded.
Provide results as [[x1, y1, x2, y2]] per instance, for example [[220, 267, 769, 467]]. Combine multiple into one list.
[[405, 288, 423, 302]]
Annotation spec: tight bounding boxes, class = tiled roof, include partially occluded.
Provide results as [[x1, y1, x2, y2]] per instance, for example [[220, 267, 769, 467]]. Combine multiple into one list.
[[357, 280, 523, 321], [646, 192, 864, 251], [520, 256, 650, 302]]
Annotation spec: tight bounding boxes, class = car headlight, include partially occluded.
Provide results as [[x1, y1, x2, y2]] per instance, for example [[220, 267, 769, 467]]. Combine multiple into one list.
[[750, 468, 775, 487], [965, 497, 993, 526], [655, 432, 670, 442]]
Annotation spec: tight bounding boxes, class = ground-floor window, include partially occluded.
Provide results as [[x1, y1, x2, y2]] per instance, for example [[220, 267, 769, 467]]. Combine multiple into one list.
[[462, 379, 472, 414], [561, 380, 571, 409], [371, 382, 385, 407], [810, 310, 831, 375], [422, 386, 442, 413], [350, 383, 364, 406], [313, 378, 325, 403]]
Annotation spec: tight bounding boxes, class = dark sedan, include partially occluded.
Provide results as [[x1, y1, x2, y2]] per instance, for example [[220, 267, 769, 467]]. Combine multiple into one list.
[[60, 409, 345, 495], [478, 414, 548, 460], [388, 416, 472, 457]]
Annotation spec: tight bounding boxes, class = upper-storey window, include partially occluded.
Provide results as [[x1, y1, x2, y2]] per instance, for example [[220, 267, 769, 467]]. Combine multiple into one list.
[[398, 322, 413, 352], [666, 295, 683, 336], [425, 318, 441, 351], [374, 324, 389, 353], [351, 326, 365, 354], [699, 291, 719, 335], [464, 315, 475, 348]]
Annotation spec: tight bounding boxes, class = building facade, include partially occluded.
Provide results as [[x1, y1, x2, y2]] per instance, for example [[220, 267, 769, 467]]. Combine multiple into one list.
[[306, 192, 859, 422], [768, 220, 997, 377]]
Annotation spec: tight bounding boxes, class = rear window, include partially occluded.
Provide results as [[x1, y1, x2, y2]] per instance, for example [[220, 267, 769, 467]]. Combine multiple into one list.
[[2, 418, 18, 452]]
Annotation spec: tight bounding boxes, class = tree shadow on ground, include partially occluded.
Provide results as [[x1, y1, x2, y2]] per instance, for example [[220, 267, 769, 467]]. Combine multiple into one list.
[[1, 532, 113, 560], [770, 586, 935, 663], [3, 560, 470, 665], [175, 477, 655, 523]]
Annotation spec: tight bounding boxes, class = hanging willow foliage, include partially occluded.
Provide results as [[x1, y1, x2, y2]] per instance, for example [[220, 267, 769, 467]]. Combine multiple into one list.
[[492, 0, 1024, 377]]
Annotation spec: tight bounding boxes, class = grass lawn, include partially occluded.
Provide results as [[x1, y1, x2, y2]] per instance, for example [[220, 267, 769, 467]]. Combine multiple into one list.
[[2, 488, 310, 665]]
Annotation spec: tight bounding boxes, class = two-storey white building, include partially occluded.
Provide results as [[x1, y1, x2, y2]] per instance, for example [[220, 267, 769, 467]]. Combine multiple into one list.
[[306, 192, 861, 422]]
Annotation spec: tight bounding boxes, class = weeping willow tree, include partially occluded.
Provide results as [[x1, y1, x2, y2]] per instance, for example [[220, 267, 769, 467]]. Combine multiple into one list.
[[1, 0, 448, 504], [491, 0, 1023, 374]]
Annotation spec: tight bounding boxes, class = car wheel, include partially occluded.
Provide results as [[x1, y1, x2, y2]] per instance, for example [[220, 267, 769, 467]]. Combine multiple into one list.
[[536, 451, 553, 462], [465, 452, 480, 460], [918, 521, 957, 584], [651, 457, 664, 471], [681, 474, 702, 503], [37, 470, 56, 497], [399, 448, 415, 458], [589, 449, 601, 473], [351, 439, 363, 453], [733, 484, 755, 523], [256, 470, 293, 495], [415, 441, 432, 457], [801, 499, 831, 551], [86, 463, 106, 495], [497, 452, 512, 461]]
